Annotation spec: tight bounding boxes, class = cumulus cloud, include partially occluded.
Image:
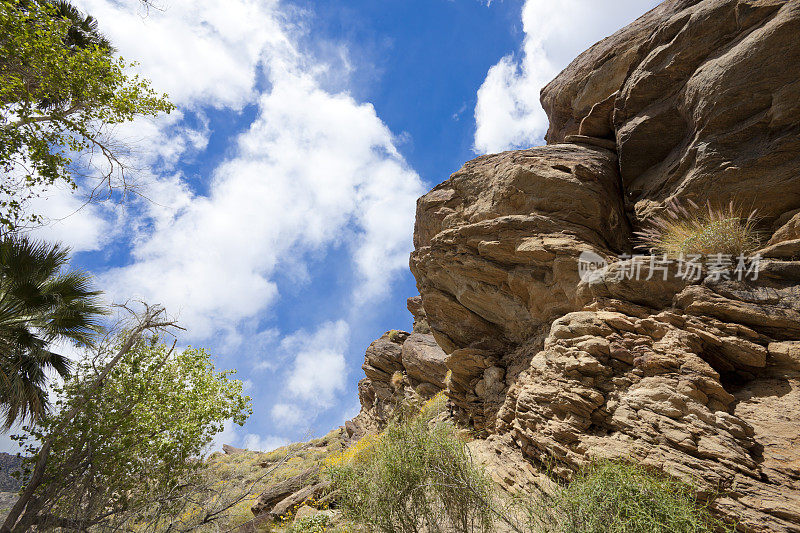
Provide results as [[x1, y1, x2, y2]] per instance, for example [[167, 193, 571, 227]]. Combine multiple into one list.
[[51, 0, 425, 342], [25, 185, 115, 253], [243, 433, 290, 452], [474, 0, 660, 153], [283, 320, 349, 406], [271, 403, 306, 428], [77, 0, 287, 110]]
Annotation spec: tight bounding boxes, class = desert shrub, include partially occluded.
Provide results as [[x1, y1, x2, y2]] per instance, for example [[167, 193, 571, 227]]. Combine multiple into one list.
[[419, 390, 449, 421], [522, 461, 733, 533], [637, 200, 760, 257], [289, 513, 333, 533], [326, 412, 493, 533]]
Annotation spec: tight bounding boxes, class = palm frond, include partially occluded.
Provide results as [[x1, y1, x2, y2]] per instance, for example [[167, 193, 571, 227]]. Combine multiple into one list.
[[0, 235, 106, 427]]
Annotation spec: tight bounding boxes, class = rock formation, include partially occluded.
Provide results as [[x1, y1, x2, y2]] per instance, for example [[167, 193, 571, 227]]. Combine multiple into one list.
[[345, 322, 450, 440], [251, 1, 800, 530], [408, 0, 800, 531]]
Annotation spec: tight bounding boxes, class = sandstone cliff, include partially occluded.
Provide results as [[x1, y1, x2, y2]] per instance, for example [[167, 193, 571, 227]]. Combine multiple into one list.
[[251, 1, 800, 531], [407, 0, 800, 531]]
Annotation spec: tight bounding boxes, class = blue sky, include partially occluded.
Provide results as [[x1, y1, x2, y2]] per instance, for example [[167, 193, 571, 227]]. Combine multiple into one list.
[[17, 0, 660, 452]]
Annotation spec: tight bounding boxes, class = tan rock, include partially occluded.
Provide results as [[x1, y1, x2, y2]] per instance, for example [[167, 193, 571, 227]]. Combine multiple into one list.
[[399, 1, 800, 530], [543, 0, 800, 228], [411, 145, 631, 349], [401, 333, 448, 390]]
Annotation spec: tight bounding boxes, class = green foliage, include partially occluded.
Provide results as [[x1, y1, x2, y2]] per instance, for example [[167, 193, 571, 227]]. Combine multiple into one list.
[[289, 513, 333, 533], [522, 461, 734, 533], [0, 0, 174, 229], [327, 412, 494, 533], [14, 338, 251, 529], [386, 329, 402, 342], [0, 235, 106, 427], [636, 200, 760, 258]]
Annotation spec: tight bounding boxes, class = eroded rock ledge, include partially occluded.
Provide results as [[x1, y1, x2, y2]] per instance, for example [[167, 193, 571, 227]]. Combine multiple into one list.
[[404, 0, 800, 531], [252, 1, 800, 530]]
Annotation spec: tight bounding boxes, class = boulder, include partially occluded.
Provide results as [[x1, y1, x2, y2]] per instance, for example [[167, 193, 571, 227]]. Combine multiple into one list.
[[401, 333, 448, 390], [251, 467, 319, 516], [410, 145, 631, 351], [543, 0, 800, 231]]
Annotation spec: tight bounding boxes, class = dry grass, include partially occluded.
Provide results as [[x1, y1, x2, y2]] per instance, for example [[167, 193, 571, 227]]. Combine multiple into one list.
[[636, 200, 760, 257]]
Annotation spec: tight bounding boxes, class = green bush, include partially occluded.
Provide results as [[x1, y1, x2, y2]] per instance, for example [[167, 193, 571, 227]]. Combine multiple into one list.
[[326, 412, 493, 533], [289, 513, 332, 533], [636, 200, 760, 257], [523, 461, 734, 533]]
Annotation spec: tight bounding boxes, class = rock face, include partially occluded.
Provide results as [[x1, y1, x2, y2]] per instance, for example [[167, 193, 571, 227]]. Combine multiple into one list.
[[408, 0, 800, 531], [250, 1, 800, 529], [345, 322, 449, 440], [544, 0, 800, 226], [410, 145, 631, 353]]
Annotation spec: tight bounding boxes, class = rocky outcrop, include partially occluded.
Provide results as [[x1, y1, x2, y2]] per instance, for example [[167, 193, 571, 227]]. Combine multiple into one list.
[[544, 0, 800, 228], [250, 1, 800, 530], [251, 467, 320, 517], [408, 0, 800, 531], [345, 322, 449, 440], [410, 145, 631, 353]]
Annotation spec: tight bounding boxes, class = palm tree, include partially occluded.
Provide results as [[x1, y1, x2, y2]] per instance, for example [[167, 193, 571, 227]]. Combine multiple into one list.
[[50, 0, 114, 53], [0, 236, 106, 428]]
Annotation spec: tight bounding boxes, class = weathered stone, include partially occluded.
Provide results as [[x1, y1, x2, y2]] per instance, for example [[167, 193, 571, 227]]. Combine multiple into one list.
[[251, 467, 319, 516], [411, 145, 631, 350], [401, 333, 448, 389], [222, 444, 246, 455], [399, 1, 800, 530], [268, 481, 331, 520]]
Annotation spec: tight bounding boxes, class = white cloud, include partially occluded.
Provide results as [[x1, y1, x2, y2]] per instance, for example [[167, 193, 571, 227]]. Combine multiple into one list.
[[51, 0, 426, 342], [25, 186, 114, 253], [283, 320, 349, 406], [243, 433, 289, 452], [271, 403, 306, 428], [77, 0, 287, 110], [474, 0, 660, 153]]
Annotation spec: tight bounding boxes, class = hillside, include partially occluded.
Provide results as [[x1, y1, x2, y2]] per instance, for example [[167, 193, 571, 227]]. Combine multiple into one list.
[[0, 453, 22, 493]]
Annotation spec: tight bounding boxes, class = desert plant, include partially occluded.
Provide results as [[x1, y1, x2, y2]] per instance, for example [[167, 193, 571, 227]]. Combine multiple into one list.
[[520, 461, 733, 533], [326, 411, 494, 533], [636, 200, 760, 257], [289, 513, 333, 533]]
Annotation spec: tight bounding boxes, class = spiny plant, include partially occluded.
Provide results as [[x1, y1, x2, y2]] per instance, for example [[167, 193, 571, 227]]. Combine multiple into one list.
[[636, 199, 760, 257]]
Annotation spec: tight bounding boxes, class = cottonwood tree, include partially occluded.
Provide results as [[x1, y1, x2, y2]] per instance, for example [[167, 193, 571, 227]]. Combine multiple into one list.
[[0, 0, 174, 230], [1, 304, 252, 532]]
